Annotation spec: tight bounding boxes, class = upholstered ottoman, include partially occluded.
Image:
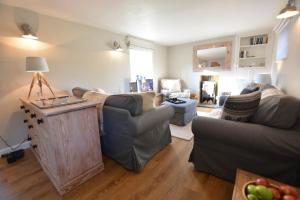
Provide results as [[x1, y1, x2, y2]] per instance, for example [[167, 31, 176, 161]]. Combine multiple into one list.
[[163, 98, 198, 126]]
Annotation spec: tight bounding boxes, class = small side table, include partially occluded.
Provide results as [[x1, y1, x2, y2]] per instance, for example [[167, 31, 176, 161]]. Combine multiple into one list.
[[232, 169, 300, 200]]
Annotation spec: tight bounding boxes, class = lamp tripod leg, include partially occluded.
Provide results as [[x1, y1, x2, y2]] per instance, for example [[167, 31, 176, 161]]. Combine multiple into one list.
[[27, 73, 36, 99], [41, 76, 55, 98], [37, 72, 43, 98]]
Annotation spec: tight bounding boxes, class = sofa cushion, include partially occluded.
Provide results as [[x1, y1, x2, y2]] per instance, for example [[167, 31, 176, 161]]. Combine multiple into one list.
[[240, 85, 260, 95], [221, 91, 261, 122], [261, 85, 284, 99], [160, 79, 181, 93], [251, 95, 300, 129], [104, 94, 143, 116], [83, 91, 108, 103], [139, 92, 155, 112]]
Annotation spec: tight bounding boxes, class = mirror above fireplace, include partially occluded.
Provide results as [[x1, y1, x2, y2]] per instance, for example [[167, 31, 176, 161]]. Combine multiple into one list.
[[193, 41, 232, 72]]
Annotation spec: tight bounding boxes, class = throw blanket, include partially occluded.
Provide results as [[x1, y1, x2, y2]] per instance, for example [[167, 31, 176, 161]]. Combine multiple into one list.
[[82, 91, 109, 135]]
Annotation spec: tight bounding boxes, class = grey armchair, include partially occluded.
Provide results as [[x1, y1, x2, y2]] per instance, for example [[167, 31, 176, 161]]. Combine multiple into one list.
[[160, 79, 190, 99], [102, 94, 174, 171]]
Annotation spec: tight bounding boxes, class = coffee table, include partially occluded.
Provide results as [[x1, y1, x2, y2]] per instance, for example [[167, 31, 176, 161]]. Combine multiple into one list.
[[232, 169, 300, 200]]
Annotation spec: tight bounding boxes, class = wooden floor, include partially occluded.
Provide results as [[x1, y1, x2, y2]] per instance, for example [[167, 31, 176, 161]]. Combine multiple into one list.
[[0, 137, 233, 200]]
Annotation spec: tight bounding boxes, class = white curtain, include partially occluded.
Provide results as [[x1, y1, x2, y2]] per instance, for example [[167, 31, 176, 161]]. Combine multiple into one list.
[[129, 47, 153, 82]]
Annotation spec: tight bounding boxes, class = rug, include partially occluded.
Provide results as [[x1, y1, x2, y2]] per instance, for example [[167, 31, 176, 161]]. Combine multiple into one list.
[[170, 109, 222, 141], [170, 122, 193, 141]]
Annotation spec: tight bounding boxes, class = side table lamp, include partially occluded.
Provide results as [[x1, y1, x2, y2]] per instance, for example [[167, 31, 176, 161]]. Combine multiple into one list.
[[26, 57, 55, 99]]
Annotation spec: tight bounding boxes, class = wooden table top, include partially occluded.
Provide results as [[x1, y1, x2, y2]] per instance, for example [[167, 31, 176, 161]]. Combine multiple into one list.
[[20, 97, 100, 116], [232, 169, 300, 200]]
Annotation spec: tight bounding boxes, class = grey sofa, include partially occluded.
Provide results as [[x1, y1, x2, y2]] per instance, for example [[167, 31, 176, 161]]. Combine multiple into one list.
[[189, 95, 300, 187]]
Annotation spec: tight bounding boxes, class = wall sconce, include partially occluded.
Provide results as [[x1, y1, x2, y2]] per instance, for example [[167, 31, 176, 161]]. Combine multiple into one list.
[[113, 41, 123, 52], [20, 24, 38, 40], [277, 0, 299, 19]]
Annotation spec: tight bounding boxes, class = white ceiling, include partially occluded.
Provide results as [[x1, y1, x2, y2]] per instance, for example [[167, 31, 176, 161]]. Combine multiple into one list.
[[0, 0, 286, 46]]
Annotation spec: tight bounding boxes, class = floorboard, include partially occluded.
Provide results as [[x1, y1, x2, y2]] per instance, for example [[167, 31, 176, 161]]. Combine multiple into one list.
[[0, 137, 233, 200]]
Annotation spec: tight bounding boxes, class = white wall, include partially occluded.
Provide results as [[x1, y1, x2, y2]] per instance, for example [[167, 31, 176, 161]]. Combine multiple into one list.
[[273, 0, 300, 98], [167, 35, 272, 96], [0, 4, 168, 149]]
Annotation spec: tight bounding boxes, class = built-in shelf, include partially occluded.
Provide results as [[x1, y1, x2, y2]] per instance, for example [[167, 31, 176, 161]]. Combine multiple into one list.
[[238, 33, 269, 69], [239, 65, 265, 68], [239, 56, 266, 60], [240, 44, 268, 48]]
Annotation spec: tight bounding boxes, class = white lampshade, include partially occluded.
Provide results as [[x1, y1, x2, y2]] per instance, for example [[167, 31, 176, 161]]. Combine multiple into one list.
[[255, 73, 271, 84], [26, 57, 49, 72]]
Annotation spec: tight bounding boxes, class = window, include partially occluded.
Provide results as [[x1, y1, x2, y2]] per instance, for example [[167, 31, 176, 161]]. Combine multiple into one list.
[[129, 47, 153, 82]]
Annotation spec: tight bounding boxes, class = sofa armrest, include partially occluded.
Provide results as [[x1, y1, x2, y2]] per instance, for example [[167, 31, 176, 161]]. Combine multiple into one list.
[[133, 105, 174, 134], [192, 116, 300, 158]]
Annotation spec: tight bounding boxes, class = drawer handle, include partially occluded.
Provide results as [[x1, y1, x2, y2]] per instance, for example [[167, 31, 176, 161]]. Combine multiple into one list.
[[20, 105, 25, 109], [32, 144, 38, 149], [25, 109, 30, 113], [31, 113, 36, 118], [37, 119, 44, 124], [23, 119, 28, 123], [28, 125, 33, 129]]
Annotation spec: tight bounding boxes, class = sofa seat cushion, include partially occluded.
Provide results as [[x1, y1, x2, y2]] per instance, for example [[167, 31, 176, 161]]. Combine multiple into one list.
[[221, 91, 261, 122], [105, 94, 143, 116], [251, 95, 300, 129]]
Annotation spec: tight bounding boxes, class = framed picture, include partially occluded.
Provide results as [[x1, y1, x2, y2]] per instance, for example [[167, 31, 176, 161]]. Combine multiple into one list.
[[129, 82, 137, 92]]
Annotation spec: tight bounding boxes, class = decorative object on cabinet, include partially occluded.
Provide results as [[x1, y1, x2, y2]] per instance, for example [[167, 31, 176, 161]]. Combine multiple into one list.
[[26, 57, 55, 99], [30, 96, 86, 109], [19, 98, 104, 195], [193, 41, 232, 71], [277, 0, 299, 19], [238, 33, 269, 68]]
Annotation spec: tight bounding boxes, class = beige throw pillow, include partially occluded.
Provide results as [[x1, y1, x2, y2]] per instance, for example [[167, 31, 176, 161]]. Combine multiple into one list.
[[139, 92, 155, 112]]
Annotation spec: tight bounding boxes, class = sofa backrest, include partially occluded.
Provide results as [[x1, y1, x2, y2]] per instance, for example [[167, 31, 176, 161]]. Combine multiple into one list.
[[293, 105, 300, 131], [104, 94, 143, 116]]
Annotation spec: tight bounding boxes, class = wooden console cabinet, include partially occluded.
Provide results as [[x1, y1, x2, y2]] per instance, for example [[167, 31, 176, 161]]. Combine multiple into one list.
[[19, 98, 104, 195]]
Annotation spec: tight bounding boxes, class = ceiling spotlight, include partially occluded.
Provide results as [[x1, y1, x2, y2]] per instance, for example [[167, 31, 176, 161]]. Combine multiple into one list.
[[113, 41, 123, 52], [20, 24, 38, 40], [277, 0, 299, 19]]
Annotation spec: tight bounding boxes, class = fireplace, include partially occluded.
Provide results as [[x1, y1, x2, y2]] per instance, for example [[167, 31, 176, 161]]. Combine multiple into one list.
[[199, 75, 219, 106]]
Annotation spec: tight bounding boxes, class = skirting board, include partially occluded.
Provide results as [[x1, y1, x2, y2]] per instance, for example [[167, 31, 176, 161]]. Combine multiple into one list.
[[0, 141, 31, 157]]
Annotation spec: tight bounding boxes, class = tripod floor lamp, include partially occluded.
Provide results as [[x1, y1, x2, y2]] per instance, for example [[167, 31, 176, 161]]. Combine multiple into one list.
[[26, 57, 55, 99]]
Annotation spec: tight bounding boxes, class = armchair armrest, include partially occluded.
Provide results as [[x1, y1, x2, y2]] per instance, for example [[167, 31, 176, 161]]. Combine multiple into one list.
[[133, 105, 174, 134], [103, 106, 136, 136], [192, 116, 300, 158]]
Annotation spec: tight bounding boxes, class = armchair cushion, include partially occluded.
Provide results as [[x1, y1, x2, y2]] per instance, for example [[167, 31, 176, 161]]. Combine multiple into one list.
[[221, 91, 261, 122], [105, 94, 143, 116], [160, 79, 181, 93], [139, 92, 155, 112], [251, 95, 300, 129]]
